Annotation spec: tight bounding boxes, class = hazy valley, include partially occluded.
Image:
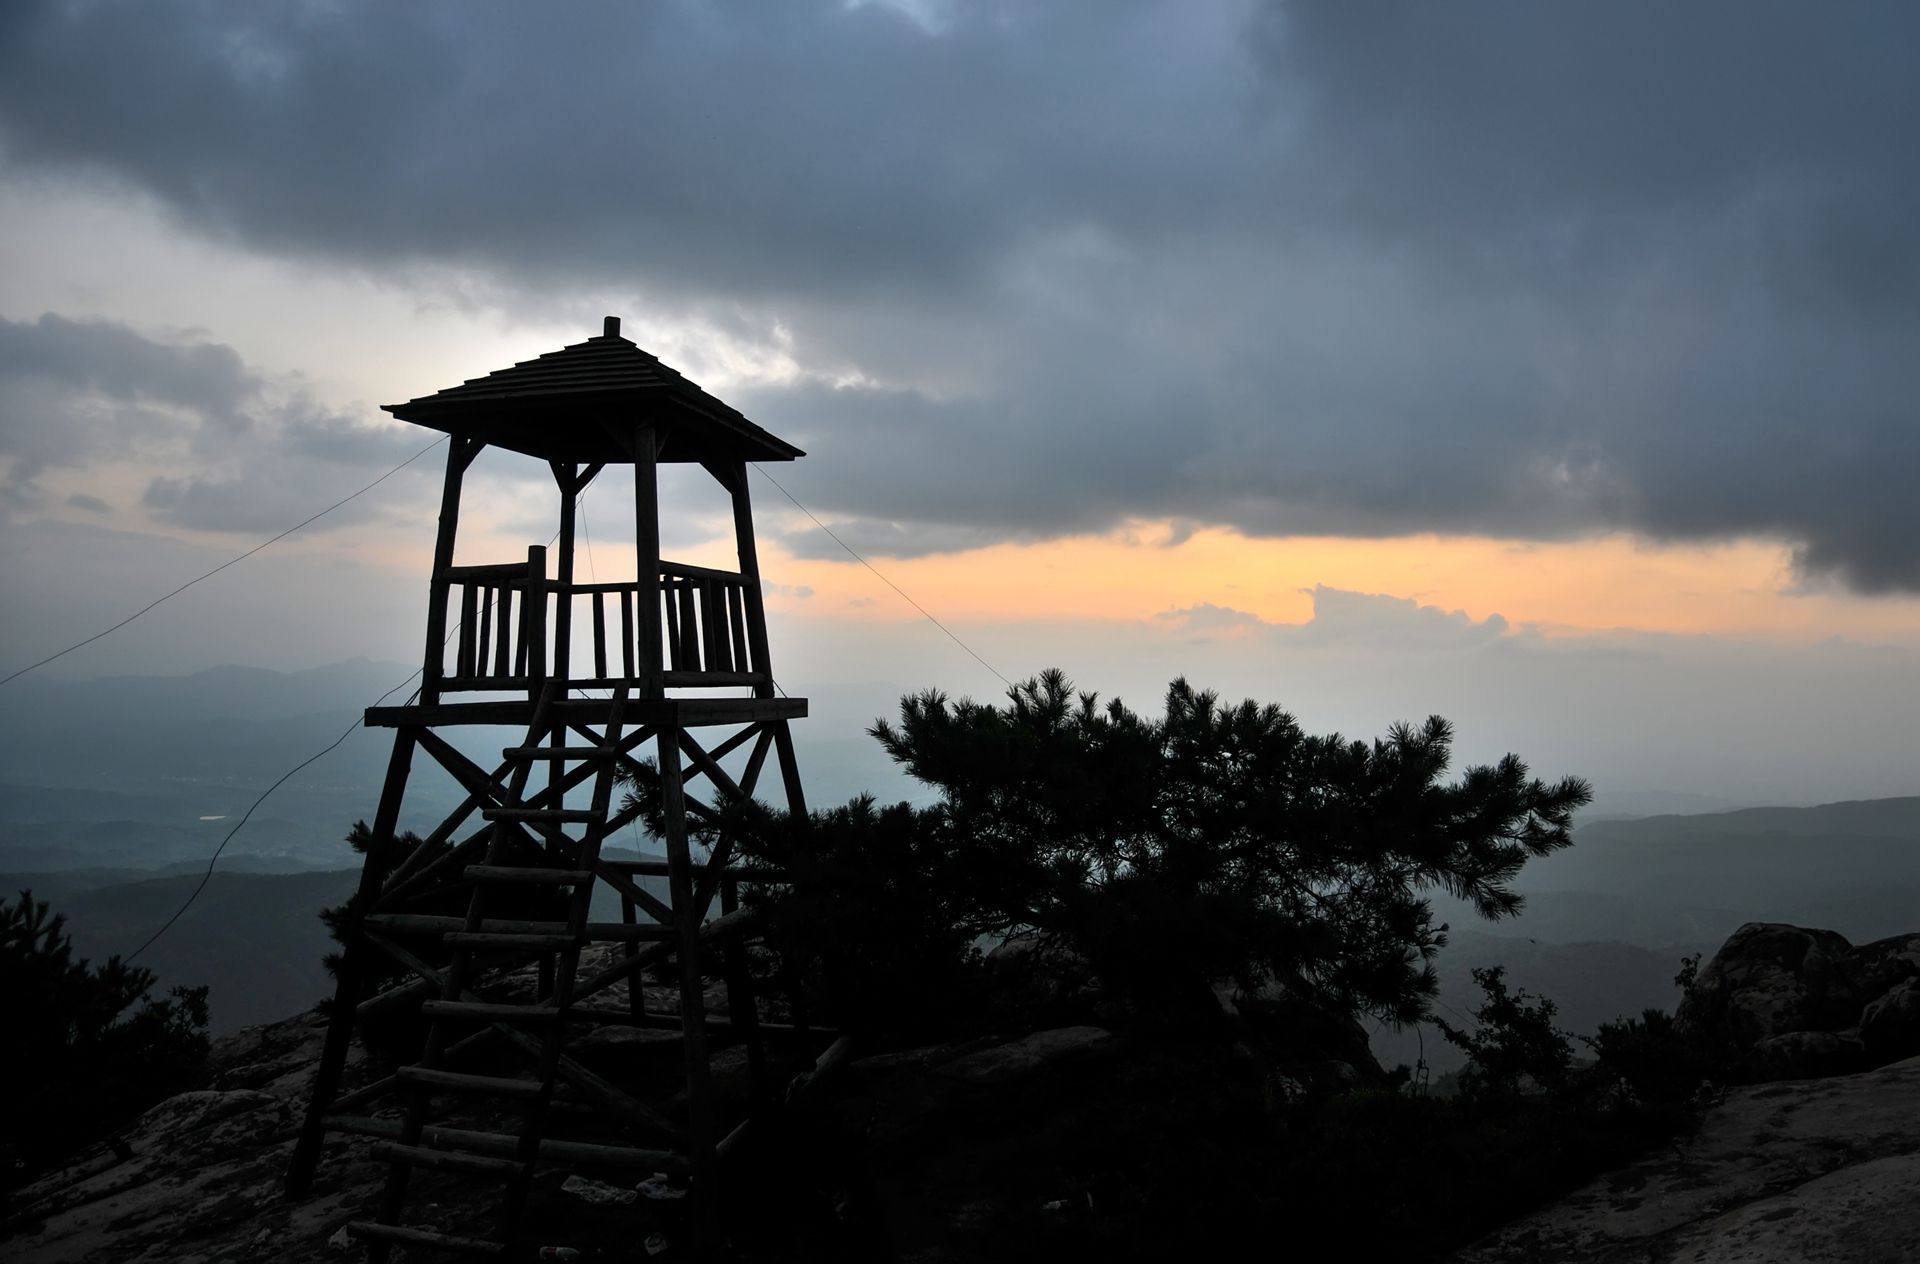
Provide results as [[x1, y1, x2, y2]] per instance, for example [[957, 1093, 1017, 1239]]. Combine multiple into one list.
[[5, 663, 1913, 1067]]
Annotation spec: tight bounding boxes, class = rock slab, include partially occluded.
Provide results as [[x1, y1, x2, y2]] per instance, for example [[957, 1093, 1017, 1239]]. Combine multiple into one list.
[[1453, 1054, 1920, 1264]]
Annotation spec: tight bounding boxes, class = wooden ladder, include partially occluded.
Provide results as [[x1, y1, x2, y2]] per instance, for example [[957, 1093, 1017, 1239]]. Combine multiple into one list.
[[341, 684, 680, 1260]]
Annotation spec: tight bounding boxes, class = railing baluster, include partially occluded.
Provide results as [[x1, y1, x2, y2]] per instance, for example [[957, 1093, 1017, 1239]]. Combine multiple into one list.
[[663, 580, 683, 671], [621, 589, 636, 678], [475, 587, 493, 678], [706, 581, 732, 672], [593, 591, 608, 679], [698, 580, 717, 671], [495, 586, 514, 676], [456, 584, 478, 679], [513, 583, 530, 677], [728, 583, 750, 673], [678, 583, 700, 671]]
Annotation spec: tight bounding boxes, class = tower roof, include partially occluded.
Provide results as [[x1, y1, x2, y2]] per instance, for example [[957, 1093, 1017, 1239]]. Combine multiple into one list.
[[382, 318, 804, 464]]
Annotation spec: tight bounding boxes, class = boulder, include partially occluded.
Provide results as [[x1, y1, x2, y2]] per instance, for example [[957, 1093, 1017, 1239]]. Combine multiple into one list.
[[1675, 922, 1862, 1055], [1745, 1029, 1867, 1080], [1226, 978, 1385, 1080], [983, 932, 1084, 974], [933, 1025, 1115, 1088], [1848, 932, 1920, 1000], [981, 932, 1096, 1020], [1861, 977, 1920, 1065]]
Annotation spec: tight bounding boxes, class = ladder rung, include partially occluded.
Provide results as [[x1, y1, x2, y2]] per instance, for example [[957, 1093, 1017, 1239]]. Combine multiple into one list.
[[465, 865, 595, 886], [364, 913, 677, 942], [480, 808, 599, 823], [370, 1141, 527, 1177], [444, 931, 578, 951], [420, 999, 563, 1024], [327, 1116, 690, 1174], [565, 1005, 832, 1035], [502, 745, 621, 761], [346, 1222, 504, 1256], [587, 922, 680, 942], [396, 1065, 549, 1100]]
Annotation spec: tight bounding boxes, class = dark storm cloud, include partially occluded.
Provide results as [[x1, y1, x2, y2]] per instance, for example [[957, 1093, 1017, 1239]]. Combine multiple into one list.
[[2, 1, 1915, 589]]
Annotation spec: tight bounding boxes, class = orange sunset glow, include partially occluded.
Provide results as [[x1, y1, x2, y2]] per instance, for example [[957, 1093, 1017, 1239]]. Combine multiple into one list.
[[754, 525, 1920, 646]]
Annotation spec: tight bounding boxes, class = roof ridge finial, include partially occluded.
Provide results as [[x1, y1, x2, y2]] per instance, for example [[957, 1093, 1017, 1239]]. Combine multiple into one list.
[[603, 315, 621, 338]]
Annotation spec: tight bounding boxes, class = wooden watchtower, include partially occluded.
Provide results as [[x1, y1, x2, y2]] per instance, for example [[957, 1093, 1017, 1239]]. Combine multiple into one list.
[[286, 318, 809, 1259]]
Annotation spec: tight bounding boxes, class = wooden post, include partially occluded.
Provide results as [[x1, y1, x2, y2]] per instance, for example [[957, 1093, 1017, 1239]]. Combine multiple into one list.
[[420, 438, 479, 706], [633, 427, 664, 697], [525, 545, 548, 702], [657, 715, 718, 1248], [774, 721, 808, 818], [287, 728, 419, 1195], [551, 464, 578, 699], [720, 877, 768, 1103], [724, 460, 776, 697]]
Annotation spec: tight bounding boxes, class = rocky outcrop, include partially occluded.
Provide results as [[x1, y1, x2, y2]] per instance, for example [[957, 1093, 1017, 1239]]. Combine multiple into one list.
[[1675, 923, 1920, 1079], [3, 1011, 392, 1263], [1213, 976, 1386, 1096], [15, 919, 1917, 1263], [3, 953, 719, 1263], [1452, 1054, 1920, 1264], [1862, 977, 1920, 1065]]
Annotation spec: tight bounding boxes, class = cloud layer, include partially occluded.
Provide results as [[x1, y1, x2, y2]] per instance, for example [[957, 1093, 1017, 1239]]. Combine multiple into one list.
[[0, 313, 427, 529], [2, 1, 1914, 588]]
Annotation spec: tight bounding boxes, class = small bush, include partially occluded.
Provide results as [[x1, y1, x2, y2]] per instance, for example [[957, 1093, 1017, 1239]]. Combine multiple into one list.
[[1587, 1008, 1718, 1112], [1435, 965, 1573, 1101]]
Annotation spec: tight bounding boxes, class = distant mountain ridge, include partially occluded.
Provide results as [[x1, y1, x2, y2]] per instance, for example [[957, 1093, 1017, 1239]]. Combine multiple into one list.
[[1500, 795, 1920, 947], [1378, 796, 1919, 1074], [1580, 795, 1920, 837]]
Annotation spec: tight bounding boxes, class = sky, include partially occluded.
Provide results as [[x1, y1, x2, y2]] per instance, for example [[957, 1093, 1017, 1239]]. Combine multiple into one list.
[[1, 0, 1917, 813]]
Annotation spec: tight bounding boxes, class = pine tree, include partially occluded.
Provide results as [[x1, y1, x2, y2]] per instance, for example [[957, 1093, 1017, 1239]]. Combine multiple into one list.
[[867, 671, 1591, 1026], [0, 890, 208, 1188], [635, 670, 1590, 1039]]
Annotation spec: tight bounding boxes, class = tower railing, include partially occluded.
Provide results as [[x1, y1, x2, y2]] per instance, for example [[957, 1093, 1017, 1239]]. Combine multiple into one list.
[[432, 550, 769, 696], [437, 549, 549, 695]]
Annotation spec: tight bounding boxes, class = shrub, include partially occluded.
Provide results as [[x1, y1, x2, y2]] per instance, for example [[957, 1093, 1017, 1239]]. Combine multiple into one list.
[[1587, 1007, 1718, 1112], [1435, 965, 1573, 1101]]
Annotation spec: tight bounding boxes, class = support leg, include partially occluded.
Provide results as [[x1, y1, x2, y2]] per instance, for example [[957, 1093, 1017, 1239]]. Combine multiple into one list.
[[287, 729, 418, 1196], [659, 719, 720, 1251]]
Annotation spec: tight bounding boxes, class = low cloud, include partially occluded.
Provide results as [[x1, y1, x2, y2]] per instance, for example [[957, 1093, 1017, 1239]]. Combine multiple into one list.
[[1156, 602, 1272, 639], [0, 312, 431, 533], [1159, 587, 1511, 652], [1293, 587, 1512, 651], [0, 313, 253, 503]]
